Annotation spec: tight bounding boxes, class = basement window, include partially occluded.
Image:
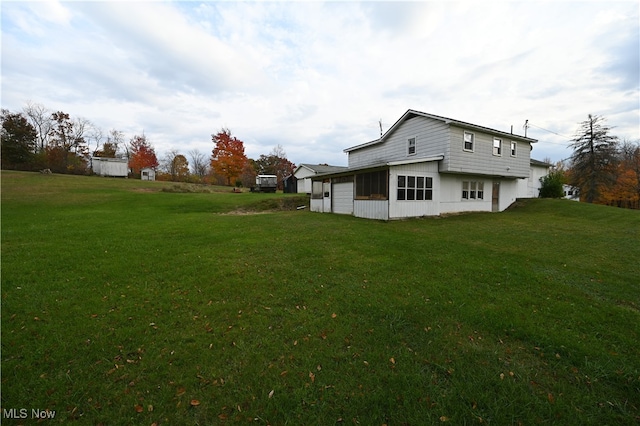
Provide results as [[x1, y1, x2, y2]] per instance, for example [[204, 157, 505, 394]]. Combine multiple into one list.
[[462, 181, 484, 200]]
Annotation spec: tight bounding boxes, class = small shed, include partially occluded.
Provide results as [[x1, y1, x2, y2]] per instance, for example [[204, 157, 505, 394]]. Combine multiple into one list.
[[141, 168, 156, 181], [91, 157, 128, 177]]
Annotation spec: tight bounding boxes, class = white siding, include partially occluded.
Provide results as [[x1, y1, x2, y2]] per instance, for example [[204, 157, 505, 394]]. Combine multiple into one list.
[[348, 117, 449, 169], [388, 162, 440, 219], [92, 158, 128, 177], [310, 198, 323, 212], [294, 167, 316, 193], [443, 126, 531, 179], [439, 174, 519, 214], [354, 200, 388, 220]]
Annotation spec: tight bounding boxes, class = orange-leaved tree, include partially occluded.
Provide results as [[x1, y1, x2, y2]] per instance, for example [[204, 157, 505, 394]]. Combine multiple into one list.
[[128, 134, 159, 176], [211, 128, 247, 186]]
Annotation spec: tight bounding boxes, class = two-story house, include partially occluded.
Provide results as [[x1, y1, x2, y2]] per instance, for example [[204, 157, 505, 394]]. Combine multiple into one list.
[[310, 109, 538, 220]]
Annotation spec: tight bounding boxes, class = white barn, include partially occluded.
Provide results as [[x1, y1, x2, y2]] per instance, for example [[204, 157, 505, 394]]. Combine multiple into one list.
[[293, 164, 348, 194], [310, 109, 545, 220], [91, 157, 128, 178]]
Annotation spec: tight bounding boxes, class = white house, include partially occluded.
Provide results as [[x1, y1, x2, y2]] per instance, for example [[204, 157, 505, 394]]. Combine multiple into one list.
[[91, 157, 128, 177], [563, 184, 580, 201], [141, 168, 156, 181], [517, 158, 552, 198], [310, 109, 542, 220], [293, 164, 349, 194]]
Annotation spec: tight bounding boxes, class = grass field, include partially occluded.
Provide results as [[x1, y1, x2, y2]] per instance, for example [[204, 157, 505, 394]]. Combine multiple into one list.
[[1, 170, 639, 425]]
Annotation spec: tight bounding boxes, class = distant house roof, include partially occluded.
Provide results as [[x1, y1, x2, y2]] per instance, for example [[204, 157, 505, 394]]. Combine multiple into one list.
[[295, 163, 349, 174], [345, 109, 538, 153], [530, 158, 553, 167]]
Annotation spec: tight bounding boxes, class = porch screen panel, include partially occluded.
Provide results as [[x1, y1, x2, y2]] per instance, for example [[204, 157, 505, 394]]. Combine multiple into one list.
[[356, 170, 388, 200]]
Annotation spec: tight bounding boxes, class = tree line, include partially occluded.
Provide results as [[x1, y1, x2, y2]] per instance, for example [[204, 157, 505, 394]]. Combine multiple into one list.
[[1, 102, 295, 189], [539, 114, 640, 209]]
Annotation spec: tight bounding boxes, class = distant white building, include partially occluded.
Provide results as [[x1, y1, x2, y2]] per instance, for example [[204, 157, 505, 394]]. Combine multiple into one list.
[[517, 158, 552, 198], [293, 164, 348, 194], [563, 184, 580, 201], [91, 157, 128, 177], [141, 168, 156, 181]]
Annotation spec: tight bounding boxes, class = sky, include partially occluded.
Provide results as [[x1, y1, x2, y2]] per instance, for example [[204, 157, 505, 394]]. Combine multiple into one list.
[[2, 1, 639, 168]]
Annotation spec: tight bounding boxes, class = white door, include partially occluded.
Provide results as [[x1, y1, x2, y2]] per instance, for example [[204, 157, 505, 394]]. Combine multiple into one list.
[[332, 181, 354, 215], [323, 181, 331, 212]]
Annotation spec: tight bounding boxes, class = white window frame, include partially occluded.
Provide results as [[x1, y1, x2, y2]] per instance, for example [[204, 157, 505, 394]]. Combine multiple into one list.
[[463, 131, 474, 152], [407, 137, 416, 156], [397, 174, 433, 201], [493, 138, 502, 156], [510, 141, 517, 157], [462, 181, 484, 200]]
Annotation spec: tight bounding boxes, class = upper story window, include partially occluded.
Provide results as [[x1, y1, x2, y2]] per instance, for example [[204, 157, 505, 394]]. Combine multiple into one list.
[[510, 141, 517, 157], [463, 131, 474, 152], [493, 138, 502, 156], [407, 137, 416, 155]]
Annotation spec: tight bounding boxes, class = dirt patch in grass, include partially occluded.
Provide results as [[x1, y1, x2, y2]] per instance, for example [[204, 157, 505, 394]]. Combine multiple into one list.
[[222, 195, 310, 215]]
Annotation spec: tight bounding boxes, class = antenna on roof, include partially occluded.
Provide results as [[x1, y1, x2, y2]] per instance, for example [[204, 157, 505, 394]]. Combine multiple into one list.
[[379, 119, 383, 137], [523, 119, 529, 137]]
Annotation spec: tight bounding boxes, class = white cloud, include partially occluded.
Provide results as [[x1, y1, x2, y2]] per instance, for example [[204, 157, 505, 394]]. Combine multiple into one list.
[[1, 1, 638, 167]]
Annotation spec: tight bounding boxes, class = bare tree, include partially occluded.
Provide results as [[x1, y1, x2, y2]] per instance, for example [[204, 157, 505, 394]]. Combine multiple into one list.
[[188, 149, 209, 179], [23, 101, 53, 152]]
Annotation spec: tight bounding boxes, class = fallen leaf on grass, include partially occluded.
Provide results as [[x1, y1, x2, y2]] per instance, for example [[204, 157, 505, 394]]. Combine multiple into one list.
[[268, 389, 274, 399], [331, 313, 337, 318], [190, 399, 200, 406], [134, 404, 143, 413], [176, 387, 186, 396], [309, 372, 316, 383], [389, 357, 396, 364]]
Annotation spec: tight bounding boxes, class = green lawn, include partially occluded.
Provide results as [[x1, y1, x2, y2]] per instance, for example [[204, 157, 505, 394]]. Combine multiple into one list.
[[2, 170, 639, 425]]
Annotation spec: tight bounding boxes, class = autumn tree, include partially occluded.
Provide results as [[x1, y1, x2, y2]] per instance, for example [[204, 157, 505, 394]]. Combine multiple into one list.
[[239, 158, 258, 188], [210, 128, 247, 186], [128, 134, 159, 176], [162, 149, 190, 181], [254, 145, 296, 190], [1, 109, 37, 169], [620, 140, 640, 200], [568, 114, 618, 203], [46, 111, 89, 173]]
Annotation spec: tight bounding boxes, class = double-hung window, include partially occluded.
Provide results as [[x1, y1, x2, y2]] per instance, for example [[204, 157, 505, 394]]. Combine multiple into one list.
[[510, 141, 517, 157], [397, 175, 433, 201], [408, 137, 416, 155], [493, 138, 502, 156], [463, 131, 474, 152], [462, 181, 484, 200]]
